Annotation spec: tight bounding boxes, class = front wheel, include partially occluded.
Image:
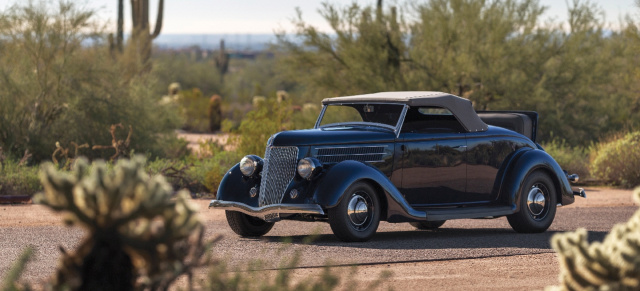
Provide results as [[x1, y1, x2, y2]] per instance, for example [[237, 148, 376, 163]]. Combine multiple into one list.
[[507, 171, 557, 233], [225, 211, 275, 237], [328, 182, 381, 242]]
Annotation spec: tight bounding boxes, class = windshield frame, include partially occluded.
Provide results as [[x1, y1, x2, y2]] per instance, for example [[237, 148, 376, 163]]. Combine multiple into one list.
[[314, 103, 409, 137]]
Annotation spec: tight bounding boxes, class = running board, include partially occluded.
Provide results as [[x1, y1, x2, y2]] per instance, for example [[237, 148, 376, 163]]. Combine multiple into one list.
[[417, 205, 515, 221]]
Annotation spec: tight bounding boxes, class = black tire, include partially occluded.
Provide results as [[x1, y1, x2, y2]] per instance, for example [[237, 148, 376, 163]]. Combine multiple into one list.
[[507, 171, 557, 233], [225, 210, 275, 237], [410, 220, 446, 230], [328, 182, 381, 242]]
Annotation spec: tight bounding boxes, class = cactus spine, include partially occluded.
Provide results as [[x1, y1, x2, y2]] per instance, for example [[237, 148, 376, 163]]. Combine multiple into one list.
[[548, 188, 640, 290]]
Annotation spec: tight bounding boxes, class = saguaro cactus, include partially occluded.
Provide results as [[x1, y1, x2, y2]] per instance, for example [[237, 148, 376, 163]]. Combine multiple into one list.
[[130, 0, 164, 64], [548, 188, 640, 290], [35, 156, 209, 290], [215, 39, 229, 84]]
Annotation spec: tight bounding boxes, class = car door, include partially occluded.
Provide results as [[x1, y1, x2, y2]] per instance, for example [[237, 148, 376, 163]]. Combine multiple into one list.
[[398, 106, 468, 206]]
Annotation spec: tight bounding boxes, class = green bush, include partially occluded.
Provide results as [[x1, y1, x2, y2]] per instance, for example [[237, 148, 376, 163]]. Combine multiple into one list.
[[0, 1, 181, 162], [541, 139, 591, 180], [236, 99, 293, 156], [0, 159, 41, 196], [198, 142, 242, 195], [591, 132, 640, 188], [178, 88, 211, 132]]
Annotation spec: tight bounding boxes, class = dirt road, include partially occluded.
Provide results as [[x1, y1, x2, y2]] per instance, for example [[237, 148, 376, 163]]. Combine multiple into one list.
[[0, 187, 636, 290]]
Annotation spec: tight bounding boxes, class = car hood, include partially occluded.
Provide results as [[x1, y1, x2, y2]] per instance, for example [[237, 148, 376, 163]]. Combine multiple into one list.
[[271, 128, 396, 147]]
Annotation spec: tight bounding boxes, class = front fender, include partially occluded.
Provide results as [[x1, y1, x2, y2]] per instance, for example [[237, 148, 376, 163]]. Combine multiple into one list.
[[312, 160, 425, 222], [500, 149, 574, 211], [216, 163, 261, 207]]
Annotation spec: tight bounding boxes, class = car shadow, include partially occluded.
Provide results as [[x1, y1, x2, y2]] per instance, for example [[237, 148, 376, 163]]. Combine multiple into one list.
[[262, 228, 608, 250]]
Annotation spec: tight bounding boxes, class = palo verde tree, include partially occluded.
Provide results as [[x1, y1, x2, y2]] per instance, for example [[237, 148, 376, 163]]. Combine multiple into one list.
[[277, 0, 640, 146]]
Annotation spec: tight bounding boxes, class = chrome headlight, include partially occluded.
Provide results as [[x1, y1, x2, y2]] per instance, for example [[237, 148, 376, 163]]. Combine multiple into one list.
[[240, 155, 262, 177], [297, 157, 322, 180]]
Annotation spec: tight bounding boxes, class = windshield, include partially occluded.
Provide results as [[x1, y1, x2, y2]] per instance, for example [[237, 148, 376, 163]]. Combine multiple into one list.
[[318, 103, 405, 129]]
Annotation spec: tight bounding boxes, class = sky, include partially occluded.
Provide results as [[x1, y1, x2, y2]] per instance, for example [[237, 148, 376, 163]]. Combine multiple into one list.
[[0, 0, 637, 34]]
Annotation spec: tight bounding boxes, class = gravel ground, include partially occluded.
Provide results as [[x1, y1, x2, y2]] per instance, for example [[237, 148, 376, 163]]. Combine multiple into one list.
[[0, 187, 636, 290]]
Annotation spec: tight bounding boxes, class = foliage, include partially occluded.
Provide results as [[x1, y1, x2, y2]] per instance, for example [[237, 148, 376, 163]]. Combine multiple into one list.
[[204, 251, 392, 291], [151, 53, 223, 98], [178, 88, 211, 132], [591, 132, 640, 188], [198, 142, 242, 194], [0, 1, 181, 162], [0, 247, 33, 291], [542, 139, 591, 181], [0, 159, 41, 196], [35, 156, 210, 290], [547, 187, 640, 290], [236, 99, 294, 156], [277, 0, 640, 146]]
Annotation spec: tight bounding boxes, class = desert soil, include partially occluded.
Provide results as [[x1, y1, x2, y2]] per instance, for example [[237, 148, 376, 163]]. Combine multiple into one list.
[[0, 187, 636, 290]]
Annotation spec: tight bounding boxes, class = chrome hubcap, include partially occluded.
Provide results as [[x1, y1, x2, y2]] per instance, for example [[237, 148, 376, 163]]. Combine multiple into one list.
[[527, 185, 547, 217], [347, 193, 370, 227]]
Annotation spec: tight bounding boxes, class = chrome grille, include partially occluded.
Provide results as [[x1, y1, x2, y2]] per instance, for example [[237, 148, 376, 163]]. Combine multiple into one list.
[[259, 146, 298, 206], [315, 146, 386, 163]]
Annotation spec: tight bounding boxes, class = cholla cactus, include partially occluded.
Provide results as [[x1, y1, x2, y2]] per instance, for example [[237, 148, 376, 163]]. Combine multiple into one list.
[[548, 188, 640, 290], [35, 156, 209, 290]]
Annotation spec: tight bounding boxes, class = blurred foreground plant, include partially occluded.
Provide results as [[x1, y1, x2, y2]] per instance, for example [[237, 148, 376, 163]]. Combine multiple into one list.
[[547, 187, 640, 290], [35, 156, 211, 290]]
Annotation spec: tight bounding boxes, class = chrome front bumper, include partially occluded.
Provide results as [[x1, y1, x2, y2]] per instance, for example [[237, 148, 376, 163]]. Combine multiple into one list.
[[209, 200, 326, 218]]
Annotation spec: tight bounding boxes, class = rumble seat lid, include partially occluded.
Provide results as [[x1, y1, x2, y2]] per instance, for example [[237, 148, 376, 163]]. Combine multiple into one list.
[[322, 91, 489, 132]]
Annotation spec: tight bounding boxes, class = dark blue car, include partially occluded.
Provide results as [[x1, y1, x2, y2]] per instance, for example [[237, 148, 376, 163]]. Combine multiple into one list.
[[210, 92, 585, 242]]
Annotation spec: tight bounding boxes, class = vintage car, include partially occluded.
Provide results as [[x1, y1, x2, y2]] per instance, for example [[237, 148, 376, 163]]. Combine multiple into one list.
[[210, 92, 586, 242]]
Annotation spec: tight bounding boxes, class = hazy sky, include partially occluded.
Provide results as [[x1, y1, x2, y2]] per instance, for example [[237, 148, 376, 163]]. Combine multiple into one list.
[[0, 0, 638, 34]]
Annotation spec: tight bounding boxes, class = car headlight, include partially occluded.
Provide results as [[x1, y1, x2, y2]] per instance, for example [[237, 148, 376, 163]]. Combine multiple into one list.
[[297, 157, 321, 180], [240, 155, 262, 177]]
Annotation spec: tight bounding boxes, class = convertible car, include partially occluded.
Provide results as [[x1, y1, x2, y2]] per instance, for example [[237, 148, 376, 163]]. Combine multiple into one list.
[[210, 92, 586, 242]]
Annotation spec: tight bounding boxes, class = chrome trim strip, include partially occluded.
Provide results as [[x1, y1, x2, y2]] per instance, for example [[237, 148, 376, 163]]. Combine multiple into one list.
[[316, 145, 388, 150], [209, 200, 326, 216], [314, 105, 327, 129], [395, 104, 409, 138]]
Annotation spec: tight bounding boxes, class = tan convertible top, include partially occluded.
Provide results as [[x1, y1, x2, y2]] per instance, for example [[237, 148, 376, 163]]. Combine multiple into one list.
[[322, 91, 489, 132]]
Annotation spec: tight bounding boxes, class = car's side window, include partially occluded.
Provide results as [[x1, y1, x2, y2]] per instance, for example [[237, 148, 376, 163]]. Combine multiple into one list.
[[401, 106, 466, 133]]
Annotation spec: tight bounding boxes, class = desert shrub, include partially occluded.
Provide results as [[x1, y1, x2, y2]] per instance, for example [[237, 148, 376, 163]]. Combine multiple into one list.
[[547, 187, 640, 290], [198, 142, 242, 195], [179, 88, 211, 132], [0, 1, 181, 162], [236, 99, 293, 156], [34, 156, 210, 290], [0, 159, 41, 196], [591, 132, 640, 188], [542, 139, 591, 180], [156, 135, 191, 160]]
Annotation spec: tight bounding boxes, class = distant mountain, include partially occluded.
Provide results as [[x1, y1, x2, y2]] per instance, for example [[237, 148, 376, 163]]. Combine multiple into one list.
[[154, 34, 277, 51]]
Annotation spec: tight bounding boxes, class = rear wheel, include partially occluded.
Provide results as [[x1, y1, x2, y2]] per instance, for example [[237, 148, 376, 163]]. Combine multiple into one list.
[[410, 220, 446, 230], [225, 211, 275, 237], [507, 171, 557, 233], [328, 182, 381, 242]]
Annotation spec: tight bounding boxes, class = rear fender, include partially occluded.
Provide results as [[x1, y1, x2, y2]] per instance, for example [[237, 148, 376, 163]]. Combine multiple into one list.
[[500, 149, 574, 211], [312, 160, 425, 222]]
